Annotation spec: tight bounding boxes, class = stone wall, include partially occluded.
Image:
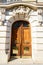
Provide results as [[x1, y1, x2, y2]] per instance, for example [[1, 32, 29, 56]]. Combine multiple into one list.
[[0, 5, 43, 63], [35, 9, 43, 62]]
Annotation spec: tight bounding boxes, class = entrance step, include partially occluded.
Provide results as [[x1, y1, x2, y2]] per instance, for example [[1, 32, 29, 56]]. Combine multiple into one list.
[[9, 57, 33, 64]]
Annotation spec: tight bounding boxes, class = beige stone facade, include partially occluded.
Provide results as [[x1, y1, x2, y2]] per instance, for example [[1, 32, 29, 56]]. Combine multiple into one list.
[[0, 0, 43, 64]]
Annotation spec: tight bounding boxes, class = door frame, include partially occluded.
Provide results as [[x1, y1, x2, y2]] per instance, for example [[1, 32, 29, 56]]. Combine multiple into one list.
[[8, 20, 32, 61]]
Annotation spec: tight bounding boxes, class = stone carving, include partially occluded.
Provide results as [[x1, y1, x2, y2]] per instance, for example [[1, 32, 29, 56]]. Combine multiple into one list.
[[38, 9, 43, 26], [39, 21, 43, 26], [13, 6, 31, 16], [1, 8, 5, 14], [0, 6, 31, 25], [0, 8, 6, 25], [12, 6, 31, 21], [38, 9, 43, 15]]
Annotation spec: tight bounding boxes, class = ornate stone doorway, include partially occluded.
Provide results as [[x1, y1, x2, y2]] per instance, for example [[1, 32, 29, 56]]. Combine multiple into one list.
[[7, 4, 37, 61], [10, 20, 31, 59]]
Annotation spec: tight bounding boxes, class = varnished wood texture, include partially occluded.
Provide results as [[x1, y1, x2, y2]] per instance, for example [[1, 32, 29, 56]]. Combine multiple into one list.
[[11, 21, 32, 58]]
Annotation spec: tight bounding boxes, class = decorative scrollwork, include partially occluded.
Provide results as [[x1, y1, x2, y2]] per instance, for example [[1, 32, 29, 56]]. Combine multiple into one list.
[[13, 6, 31, 15]]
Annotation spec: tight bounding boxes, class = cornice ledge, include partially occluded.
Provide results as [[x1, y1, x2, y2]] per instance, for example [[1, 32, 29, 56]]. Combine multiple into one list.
[[0, 3, 37, 11], [36, 3, 43, 8]]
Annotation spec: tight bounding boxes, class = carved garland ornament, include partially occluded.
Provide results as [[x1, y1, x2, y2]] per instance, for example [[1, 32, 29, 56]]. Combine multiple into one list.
[[12, 6, 31, 19], [13, 6, 31, 14]]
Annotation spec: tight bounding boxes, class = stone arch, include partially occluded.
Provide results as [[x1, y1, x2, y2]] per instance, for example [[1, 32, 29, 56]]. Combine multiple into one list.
[[8, 17, 31, 61]]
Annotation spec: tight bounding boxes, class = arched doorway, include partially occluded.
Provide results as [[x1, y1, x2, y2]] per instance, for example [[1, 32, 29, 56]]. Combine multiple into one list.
[[11, 20, 32, 58]]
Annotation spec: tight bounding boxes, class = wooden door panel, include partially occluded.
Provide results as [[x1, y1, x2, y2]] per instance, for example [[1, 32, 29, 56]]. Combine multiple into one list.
[[22, 27, 31, 56], [12, 45, 20, 56], [23, 27, 31, 44], [22, 45, 31, 56], [11, 28, 21, 56], [11, 21, 31, 58], [12, 28, 21, 44]]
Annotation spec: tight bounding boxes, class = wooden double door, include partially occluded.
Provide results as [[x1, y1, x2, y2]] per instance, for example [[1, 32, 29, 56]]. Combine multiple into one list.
[[11, 21, 31, 58]]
